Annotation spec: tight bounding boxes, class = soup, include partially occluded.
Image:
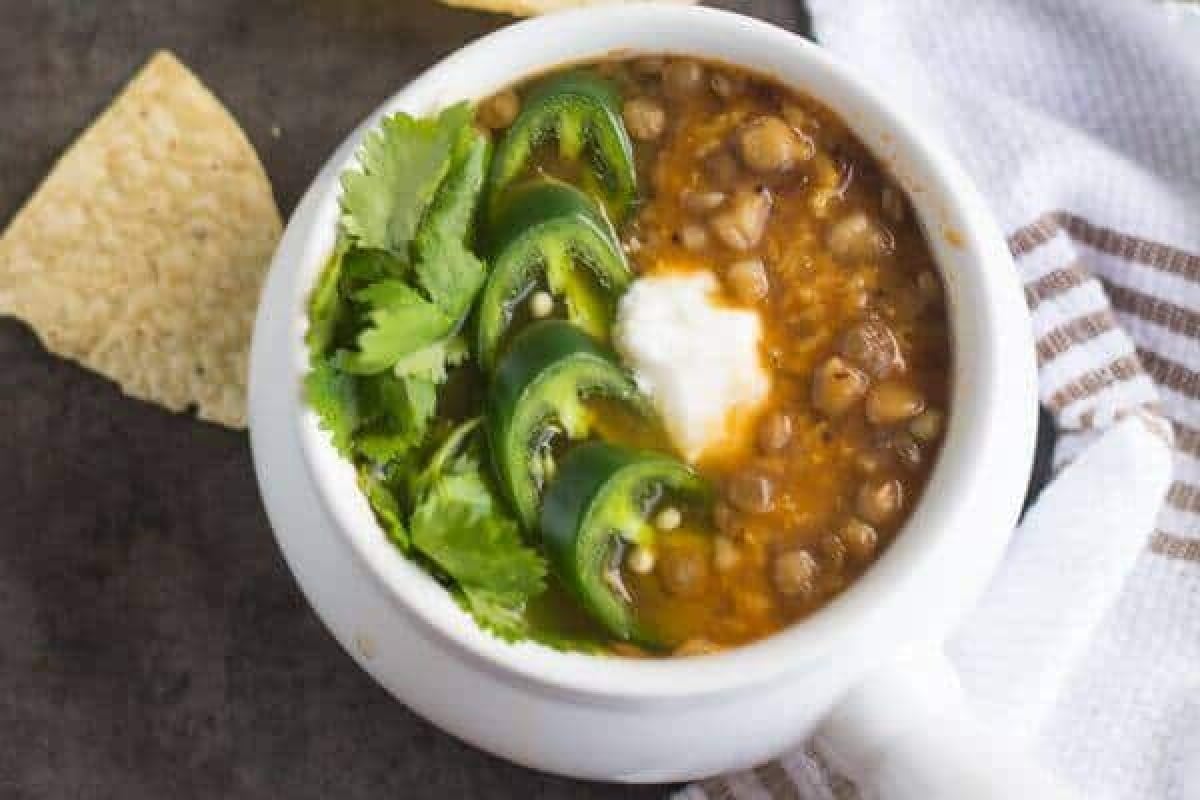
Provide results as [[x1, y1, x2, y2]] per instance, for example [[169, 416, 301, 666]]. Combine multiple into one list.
[[305, 56, 950, 657]]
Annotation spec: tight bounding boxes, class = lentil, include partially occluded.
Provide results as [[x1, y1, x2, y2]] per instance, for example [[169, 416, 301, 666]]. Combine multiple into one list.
[[623, 97, 667, 141], [710, 188, 772, 250], [865, 381, 926, 426], [812, 356, 869, 417], [725, 258, 770, 304], [773, 550, 819, 597], [856, 479, 904, 526], [477, 89, 520, 129]]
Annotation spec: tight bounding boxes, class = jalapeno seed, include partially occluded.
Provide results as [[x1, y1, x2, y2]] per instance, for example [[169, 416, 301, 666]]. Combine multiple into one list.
[[529, 290, 555, 319], [626, 544, 657, 575], [654, 506, 682, 531]]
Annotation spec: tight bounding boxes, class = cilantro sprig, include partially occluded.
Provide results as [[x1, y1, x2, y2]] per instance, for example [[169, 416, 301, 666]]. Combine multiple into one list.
[[339, 102, 472, 259], [304, 102, 552, 645], [409, 422, 547, 639], [305, 102, 484, 451]]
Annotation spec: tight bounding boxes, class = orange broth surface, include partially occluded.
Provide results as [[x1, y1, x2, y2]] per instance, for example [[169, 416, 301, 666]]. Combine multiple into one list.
[[482, 56, 951, 656]]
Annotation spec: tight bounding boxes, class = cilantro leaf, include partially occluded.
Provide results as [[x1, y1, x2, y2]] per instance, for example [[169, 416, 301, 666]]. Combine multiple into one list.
[[360, 467, 410, 551], [416, 129, 490, 252], [307, 104, 568, 649], [337, 240, 485, 377], [339, 247, 405, 295], [338, 280, 453, 375], [304, 357, 361, 457], [306, 250, 346, 356], [354, 373, 437, 463], [414, 235, 487, 318], [461, 587, 534, 642], [409, 418, 481, 499], [412, 127, 490, 317], [332, 115, 489, 379], [339, 103, 472, 260], [408, 423, 547, 618], [411, 480, 547, 608]]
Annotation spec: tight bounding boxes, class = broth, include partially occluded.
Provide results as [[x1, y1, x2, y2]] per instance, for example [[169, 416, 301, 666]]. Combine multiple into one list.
[[481, 56, 951, 655]]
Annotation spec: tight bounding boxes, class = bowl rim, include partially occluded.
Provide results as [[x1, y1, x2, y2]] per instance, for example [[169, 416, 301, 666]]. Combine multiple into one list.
[[276, 4, 1028, 703]]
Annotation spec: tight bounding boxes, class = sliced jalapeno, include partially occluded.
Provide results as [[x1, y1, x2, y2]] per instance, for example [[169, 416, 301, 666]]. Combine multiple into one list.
[[487, 320, 651, 528], [476, 179, 631, 371], [488, 71, 637, 223], [540, 441, 709, 641]]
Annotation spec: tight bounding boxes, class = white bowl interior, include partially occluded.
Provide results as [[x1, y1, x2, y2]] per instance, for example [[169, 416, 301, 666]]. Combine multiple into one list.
[[281, 6, 1029, 703]]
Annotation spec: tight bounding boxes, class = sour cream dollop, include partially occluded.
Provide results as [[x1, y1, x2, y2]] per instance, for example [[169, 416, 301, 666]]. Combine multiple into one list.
[[613, 270, 770, 463]]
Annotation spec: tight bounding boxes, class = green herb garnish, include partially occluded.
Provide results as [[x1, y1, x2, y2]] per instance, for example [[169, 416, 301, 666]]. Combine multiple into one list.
[[305, 103, 551, 643]]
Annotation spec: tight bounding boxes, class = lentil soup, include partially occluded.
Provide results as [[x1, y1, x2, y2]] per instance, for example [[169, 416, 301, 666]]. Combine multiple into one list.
[[306, 55, 950, 659], [481, 58, 951, 655]]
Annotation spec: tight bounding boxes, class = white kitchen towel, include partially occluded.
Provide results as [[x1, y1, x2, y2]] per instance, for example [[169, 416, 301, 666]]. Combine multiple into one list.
[[680, 0, 1200, 798]]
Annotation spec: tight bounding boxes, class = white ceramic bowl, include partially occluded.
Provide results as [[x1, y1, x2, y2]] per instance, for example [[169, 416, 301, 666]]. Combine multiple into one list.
[[249, 5, 1046, 793]]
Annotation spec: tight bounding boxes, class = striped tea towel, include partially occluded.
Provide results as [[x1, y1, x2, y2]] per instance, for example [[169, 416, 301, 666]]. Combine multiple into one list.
[[680, 0, 1200, 797]]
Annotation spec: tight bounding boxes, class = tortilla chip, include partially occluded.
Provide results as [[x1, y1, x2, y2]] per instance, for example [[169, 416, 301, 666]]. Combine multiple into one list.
[[0, 51, 280, 428], [440, 0, 695, 17]]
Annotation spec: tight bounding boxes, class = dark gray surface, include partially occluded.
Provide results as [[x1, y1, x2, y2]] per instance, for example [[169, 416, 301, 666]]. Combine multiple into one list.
[[0, 2, 809, 798], [0, 2, 1049, 798]]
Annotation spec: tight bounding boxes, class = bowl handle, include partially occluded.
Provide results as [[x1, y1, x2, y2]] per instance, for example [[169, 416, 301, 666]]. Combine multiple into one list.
[[816, 648, 1077, 799]]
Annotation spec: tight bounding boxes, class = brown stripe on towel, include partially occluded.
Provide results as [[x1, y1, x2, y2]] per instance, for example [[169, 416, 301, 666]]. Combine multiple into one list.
[[1106, 282, 1200, 339], [1173, 420, 1200, 459], [1138, 348, 1200, 400], [1150, 530, 1200, 563], [1058, 214, 1200, 282], [1023, 261, 1090, 309], [1008, 213, 1065, 255], [1035, 309, 1118, 366], [1167, 481, 1200, 514], [1045, 354, 1145, 411], [1009, 211, 1200, 283], [753, 762, 803, 800], [698, 777, 738, 800]]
